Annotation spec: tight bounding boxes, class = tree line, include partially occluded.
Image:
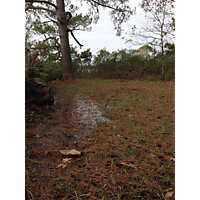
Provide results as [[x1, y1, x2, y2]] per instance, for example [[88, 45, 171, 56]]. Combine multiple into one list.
[[26, 44, 175, 81]]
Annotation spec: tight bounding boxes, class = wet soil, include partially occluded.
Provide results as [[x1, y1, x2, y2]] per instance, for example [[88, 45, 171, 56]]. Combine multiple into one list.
[[29, 94, 111, 150], [25, 93, 112, 199]]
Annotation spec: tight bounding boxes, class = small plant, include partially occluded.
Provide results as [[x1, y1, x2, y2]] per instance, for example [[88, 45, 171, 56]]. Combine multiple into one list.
[[30, 111, 35, 122]]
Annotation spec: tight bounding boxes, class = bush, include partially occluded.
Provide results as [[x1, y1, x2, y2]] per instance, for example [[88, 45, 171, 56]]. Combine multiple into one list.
[[75, 51, 175, 80], [27, 45, 175, 81], [33, 60, 63, 82]]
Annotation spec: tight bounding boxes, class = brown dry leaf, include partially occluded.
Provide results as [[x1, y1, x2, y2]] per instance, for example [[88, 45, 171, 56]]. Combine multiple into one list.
[[170, 157, 175, 162], [164, 191, 174, 199], [60, 149, 81, 156]]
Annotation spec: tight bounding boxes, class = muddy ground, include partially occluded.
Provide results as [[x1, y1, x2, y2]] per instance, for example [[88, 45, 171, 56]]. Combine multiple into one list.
[[25, 79, 175, 200]]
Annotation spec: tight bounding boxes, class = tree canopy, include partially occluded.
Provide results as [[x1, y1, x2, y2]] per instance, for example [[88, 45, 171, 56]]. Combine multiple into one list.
[[25, 0, 135, 79]]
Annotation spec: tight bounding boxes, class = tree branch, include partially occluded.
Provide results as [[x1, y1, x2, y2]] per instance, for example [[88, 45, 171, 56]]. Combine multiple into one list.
[[43, 35, 61, 59], [64, 11, 83, 48], [26, 4, 56, 15], [89, 0, 128, 13], [69, 30, 83, 49], [40, 20, 53, 24], [44, 14, 57, 24], [25, 0, 57, 9], [66, 12, 72, 22]]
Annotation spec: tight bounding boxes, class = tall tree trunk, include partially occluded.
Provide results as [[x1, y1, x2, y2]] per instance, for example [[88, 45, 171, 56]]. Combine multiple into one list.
[[161, 25, 165, 81], [174, 63, 175, 77], [56, 0, 73, 80], [161, 41, 164, 81]]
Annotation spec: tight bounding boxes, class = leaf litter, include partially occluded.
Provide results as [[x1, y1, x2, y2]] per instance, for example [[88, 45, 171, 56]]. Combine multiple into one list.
[[25, 79, 175, 199]]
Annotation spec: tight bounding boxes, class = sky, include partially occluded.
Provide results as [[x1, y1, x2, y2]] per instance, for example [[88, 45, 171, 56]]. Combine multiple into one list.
[[28, 0, 176, 56], [69, 0, 146, 55]]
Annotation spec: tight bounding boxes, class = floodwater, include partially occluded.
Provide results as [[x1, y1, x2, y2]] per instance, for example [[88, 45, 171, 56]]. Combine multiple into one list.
[[34, 94, 112, 150]]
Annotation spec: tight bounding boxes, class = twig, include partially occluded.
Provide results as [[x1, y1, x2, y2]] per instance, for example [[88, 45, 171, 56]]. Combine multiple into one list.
[[27, 189, 34, 199], [159, 185, 165, 199], [80, 193, 91, 197], [74, 191, 79, 200], [84, 156, 106, 178]]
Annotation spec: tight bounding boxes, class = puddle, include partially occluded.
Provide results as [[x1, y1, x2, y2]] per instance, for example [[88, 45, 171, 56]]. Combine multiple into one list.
[[72, 94, 112, 126], [34, 94, 112, 150]]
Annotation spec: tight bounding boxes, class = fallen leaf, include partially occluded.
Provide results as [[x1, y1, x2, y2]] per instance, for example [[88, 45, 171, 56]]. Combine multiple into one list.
[[164, 191, 174, 199], [46, 149, 82, 156], [60, 149, 81, 156], [170, 157, 175, 162]]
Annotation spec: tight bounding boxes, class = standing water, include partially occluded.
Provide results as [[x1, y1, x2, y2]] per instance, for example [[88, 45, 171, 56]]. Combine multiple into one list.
[[34, 94, 112, 150]]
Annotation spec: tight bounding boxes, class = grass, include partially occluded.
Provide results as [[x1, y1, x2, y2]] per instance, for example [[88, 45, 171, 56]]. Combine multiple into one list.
[[26, 79, 175, 199]]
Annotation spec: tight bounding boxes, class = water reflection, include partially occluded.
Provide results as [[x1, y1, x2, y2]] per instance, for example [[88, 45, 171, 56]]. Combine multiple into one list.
[[72, 94, 112, 126]]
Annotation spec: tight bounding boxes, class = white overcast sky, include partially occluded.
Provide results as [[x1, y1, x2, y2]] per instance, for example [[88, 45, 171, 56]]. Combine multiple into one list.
[[31, 0, 146, 55], [69, 0, 146, 55]]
